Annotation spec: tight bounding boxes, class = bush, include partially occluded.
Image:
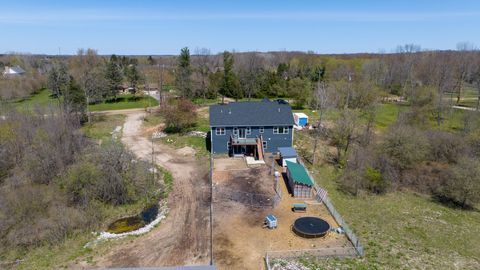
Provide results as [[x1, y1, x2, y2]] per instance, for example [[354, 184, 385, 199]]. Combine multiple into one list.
[[436, 157, 480, 208], [162, 99, 197, 133], [364, 166, 388, 194], [382, 124, 429, 171], [426, 131, 465, 163]]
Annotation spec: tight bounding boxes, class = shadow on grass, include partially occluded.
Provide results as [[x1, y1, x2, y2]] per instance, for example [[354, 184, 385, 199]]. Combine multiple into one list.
[[103, 96, 141, 104], [431, 194, 480, 212]]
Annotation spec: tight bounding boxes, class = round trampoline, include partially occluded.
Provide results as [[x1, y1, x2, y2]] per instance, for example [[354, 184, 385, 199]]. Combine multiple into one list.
[[293, 217, 330, 238]]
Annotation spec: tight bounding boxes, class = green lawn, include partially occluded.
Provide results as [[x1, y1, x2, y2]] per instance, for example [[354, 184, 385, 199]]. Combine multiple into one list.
[[6, 90, 158, 112], [144, 109, 210, 157], [89, 95, 158, 111], [293, 163, 480, 269], [8, 88, 59, 111], [81, 114, 126, 142]]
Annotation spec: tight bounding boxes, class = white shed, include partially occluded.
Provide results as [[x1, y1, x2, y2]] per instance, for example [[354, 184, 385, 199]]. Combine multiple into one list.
[[293, 112, 308, 126]]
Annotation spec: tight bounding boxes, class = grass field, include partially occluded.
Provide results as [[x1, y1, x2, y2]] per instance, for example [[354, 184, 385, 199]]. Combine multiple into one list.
[[144, 107, 210, 157], [88, 95, 158, 111], [81, 114, 126, 141], [303, 164, 480, 269], [291, 101, 480, 269], [7, 88, 59, 110], [6, 90, 159, 112]]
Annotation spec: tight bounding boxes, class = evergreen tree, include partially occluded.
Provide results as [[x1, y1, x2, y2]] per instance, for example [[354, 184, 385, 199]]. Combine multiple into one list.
[[105, 55, 123, 100], [63, 76, 87, 121], [125, 64, 142, 93], [147, 55, 156, 66], [175, 47, 192, 98], [220, 51, 241, 102], [47, 62, 70, 99]]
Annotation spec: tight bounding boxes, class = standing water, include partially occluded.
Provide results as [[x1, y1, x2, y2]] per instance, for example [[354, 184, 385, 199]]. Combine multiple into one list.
[[107, 204, 159, 234]]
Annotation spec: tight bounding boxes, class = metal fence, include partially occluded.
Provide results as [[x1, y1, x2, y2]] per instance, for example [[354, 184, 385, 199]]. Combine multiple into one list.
[[320, 194, 364, 256], [297, 157, 365, 257]]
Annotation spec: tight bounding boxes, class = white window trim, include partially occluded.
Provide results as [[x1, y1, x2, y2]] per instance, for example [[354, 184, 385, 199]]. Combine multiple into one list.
[[216, 127, 225, 136], [263, 141, 267, 149], [273, 127, 279, 134], [259, 127, 264, 133], [246, 127, 251, 135], [283, 127, 289, 134], [227, 141, 231, 150], [233, 127, 238, 136]]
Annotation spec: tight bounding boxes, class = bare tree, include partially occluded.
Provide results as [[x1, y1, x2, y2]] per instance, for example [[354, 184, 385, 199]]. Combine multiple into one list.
[[70, 48, 106, 123], [311, 80, 330, 164], [193, 48, 213, 100]]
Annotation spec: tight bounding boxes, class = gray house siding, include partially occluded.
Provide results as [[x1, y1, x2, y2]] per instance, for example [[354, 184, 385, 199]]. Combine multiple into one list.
[[211, 125, 293, 154]]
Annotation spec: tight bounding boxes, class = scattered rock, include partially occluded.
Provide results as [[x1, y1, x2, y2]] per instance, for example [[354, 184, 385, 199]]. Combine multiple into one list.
[[84, 202, 169, 248], [187, 131, 207, 138], [152, 131, 167, 139], [176, 146, 196, 156]]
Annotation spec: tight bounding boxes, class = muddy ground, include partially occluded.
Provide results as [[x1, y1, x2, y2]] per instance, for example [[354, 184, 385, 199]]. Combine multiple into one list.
[[212, 157, 351, 270], [72, 111, 211, 269]]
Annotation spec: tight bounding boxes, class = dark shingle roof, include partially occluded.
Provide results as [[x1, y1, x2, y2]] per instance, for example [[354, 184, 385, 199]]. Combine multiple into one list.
[[209, 100, 294, 127]]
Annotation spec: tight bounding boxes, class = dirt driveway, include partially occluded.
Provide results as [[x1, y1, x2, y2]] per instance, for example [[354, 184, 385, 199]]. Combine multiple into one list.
[[73, 111, 210, 268]]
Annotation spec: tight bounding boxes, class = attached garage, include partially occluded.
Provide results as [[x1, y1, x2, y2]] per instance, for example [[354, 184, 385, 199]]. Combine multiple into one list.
[[285, 161, 314, 198], [278, 147, 298, 167]]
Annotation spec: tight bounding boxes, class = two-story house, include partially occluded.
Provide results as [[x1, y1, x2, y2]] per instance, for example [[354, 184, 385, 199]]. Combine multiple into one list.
[[209, 99, 295, 159]]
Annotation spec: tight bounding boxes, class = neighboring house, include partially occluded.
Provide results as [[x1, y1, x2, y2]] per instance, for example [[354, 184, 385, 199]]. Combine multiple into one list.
[[3, 65, 26, 77], [285, 160, 314, 198], [209, 99, 295, 159]]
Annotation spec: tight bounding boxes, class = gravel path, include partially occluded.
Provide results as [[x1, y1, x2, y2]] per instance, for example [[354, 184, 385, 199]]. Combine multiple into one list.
[[74, 111, 210, 268]]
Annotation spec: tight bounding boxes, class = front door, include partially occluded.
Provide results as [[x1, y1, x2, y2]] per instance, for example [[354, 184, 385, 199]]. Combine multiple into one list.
[[239, 128, 246, 138]]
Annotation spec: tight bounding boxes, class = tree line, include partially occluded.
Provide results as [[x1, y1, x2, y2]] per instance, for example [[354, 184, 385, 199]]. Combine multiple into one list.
[[0, 108, 163, 253]]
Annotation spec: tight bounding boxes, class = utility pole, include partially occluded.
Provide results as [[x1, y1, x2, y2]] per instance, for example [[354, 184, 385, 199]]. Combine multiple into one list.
[[151, 135, 156, 182], [209, 152, 214, 265]]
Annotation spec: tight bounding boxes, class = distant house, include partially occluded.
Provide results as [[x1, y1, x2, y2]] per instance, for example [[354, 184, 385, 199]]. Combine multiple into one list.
[[209, 99, 295, 159], [3, 66, 26, 77], [285, 160, 314, 198]]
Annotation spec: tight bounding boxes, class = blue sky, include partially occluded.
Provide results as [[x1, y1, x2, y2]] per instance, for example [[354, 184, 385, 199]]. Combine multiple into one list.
[[1, 0, 479, 55]]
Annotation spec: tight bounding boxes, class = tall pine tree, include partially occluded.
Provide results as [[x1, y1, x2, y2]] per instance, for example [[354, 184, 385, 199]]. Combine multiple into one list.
[[105, 55, 123, 100], [220, 51, 241, 102], [175, 47, 192, 98]]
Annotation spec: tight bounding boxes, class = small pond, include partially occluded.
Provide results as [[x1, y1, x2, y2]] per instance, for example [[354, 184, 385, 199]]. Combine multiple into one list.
[[107, 204, 159, 234]]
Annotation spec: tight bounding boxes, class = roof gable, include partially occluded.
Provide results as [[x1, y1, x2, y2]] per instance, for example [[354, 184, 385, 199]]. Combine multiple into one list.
[[286, 161, 314, 186], [209, 100, 295, 127]]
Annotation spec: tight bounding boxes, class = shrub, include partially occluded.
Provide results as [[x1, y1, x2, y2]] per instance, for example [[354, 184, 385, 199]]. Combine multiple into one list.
[[162, 99, 197, 133], [365, 166, 388, 194], [382, 124, 429, 171], [436, 157, 480, 208], [427, 131, 465, 163]]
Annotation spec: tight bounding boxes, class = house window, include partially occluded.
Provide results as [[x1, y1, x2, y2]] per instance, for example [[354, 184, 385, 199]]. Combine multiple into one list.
[[246, 127, 251, 135], [233, 127, 238, 136], [263, 141, 267, 149], [227, 141, 231, 151], [215, 127, 226, 135], [259, 127, 264, 133], [273, 126, 288, 134]]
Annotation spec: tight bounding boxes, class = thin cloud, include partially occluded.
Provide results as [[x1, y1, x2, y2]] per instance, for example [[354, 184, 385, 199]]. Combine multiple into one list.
[[1, 9, 480, 24]]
